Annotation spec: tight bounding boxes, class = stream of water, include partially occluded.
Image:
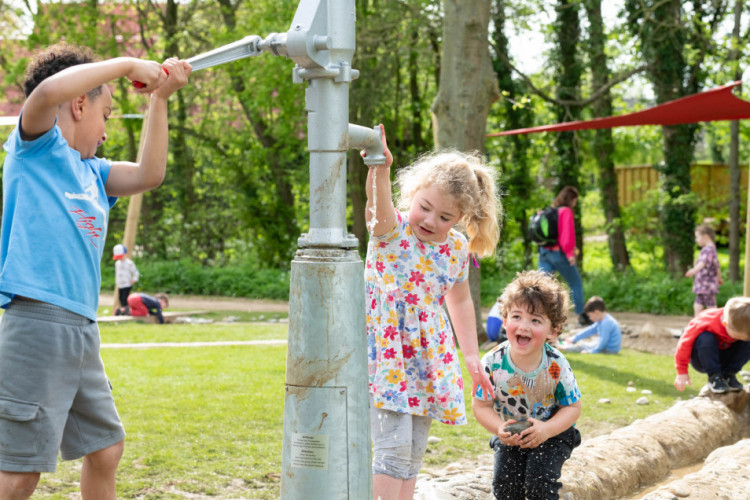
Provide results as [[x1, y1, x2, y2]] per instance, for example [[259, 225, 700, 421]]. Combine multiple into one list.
[[622, 461, 705, 499]]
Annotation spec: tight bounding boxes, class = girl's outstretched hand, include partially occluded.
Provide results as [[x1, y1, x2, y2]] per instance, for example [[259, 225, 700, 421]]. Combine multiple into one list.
[[361, 123, 393, 168], [465, 355, 494, 400]]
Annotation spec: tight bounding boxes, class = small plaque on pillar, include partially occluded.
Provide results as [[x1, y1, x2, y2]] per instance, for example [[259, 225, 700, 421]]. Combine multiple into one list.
[[290, 432, 329, 470]]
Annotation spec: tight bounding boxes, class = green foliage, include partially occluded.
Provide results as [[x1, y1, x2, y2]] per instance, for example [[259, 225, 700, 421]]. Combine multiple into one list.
[[102, 257, 290, 300]]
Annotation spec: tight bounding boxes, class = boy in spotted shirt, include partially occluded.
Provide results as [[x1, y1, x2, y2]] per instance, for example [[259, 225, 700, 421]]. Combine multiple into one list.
[[473, 270, 581, 499]]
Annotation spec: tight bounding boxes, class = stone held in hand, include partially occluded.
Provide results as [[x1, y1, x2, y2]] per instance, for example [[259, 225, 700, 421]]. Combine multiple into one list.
[[506, 420, 532, 435]]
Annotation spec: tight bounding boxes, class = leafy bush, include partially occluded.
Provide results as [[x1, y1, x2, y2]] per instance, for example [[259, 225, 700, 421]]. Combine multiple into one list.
[[101, 258, 290, 300]]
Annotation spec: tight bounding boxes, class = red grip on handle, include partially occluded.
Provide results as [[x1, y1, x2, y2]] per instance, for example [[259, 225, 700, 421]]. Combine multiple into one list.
[[132, 67, 170, 89]]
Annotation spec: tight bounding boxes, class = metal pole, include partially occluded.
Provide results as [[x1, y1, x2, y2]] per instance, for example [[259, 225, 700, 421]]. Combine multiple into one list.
[[280, 1, 373, 498], [178, 2, 386, 495]]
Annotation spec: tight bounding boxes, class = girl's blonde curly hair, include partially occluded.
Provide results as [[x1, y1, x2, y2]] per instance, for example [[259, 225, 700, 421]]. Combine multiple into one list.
[[394, 150, 501, 257]]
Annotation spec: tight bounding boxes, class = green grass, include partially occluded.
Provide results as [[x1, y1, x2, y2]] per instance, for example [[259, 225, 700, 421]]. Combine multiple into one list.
[[38, 326, 287, 499], [99, 321, 288, 344], [33, 317, 743, 498]]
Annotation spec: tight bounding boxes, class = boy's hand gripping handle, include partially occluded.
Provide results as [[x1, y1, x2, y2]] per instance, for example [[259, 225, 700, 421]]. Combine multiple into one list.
[[132, 67, 169, 89]]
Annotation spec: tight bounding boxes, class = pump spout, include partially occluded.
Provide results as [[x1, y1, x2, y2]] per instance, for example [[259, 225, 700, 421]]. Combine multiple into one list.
[[348, 124, 385, 166]]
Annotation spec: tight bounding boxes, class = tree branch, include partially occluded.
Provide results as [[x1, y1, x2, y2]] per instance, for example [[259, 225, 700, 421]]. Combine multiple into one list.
[[495, 50, 649, 108]]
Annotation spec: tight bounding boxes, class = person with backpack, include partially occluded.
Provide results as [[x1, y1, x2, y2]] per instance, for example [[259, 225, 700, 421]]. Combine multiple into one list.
[[533, 186, 591, 327]]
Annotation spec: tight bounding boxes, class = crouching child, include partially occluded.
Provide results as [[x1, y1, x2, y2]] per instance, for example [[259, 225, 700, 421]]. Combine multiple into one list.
[[674, 296, 750, 394]]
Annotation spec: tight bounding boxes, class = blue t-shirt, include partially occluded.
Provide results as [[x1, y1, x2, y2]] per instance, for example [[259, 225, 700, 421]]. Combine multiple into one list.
[[0, 120, 117, 320], [570, 313, 622, 353]]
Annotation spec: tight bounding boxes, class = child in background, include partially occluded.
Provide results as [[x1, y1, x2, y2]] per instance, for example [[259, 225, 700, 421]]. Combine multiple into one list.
[[113, 243, 139, 315], [561, 296, 621, 354], [364, 125, 501, 499], [0, 42, 190, 498], [538, 186, 590, 327], [484, 297, 506, 347], [127, 292, 169, 324], [685, 224, 722, 316], [674, 296, 750, 394], [472, 270, 582, 499]]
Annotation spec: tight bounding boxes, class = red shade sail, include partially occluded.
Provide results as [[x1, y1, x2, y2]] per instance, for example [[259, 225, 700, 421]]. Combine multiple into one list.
[[488, 81, 750, 136]]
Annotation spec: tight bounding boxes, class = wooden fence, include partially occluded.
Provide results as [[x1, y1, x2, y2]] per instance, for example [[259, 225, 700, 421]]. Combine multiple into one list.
[[615, 163, 748, 207]]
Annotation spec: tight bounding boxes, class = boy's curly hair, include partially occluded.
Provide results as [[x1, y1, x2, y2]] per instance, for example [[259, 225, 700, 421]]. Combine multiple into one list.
[[24, 42, 102, 99], [499, 270, 571, 333]]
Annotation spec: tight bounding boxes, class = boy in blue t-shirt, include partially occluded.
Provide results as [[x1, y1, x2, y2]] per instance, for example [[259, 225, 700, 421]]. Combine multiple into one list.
[[0, 43, 190, 498], [473, 270, 582, 499], [561, 296, 622, 354]]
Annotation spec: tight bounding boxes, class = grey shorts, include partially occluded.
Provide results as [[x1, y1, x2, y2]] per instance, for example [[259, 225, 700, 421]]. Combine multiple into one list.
[[369, 395, 432, 480], [0, 300, 125, 472]]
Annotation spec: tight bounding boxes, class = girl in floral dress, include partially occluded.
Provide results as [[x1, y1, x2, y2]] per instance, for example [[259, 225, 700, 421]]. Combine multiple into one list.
[[363, 125, 501, 499], [685, 224, 722, 316]]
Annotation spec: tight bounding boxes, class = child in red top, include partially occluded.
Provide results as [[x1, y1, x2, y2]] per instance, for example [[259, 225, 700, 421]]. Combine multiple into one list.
[[674, 297, 750, 394]]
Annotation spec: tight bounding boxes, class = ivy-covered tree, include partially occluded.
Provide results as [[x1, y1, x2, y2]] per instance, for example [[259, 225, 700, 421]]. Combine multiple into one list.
[[583, 0, 630, 271], [490, 0, 535, 268], [551, 0, 584, 265], [626, 0, 728, 274]]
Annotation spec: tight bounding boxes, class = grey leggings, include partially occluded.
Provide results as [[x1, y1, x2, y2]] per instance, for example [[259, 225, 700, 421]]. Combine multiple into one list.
[[369, 396, 432, 480]]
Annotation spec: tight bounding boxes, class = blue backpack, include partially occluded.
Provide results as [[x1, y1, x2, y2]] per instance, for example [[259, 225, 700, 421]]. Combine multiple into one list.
[[528, 206, 559, 246]]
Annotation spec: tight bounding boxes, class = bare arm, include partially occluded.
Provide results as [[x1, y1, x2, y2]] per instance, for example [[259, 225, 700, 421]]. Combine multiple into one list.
[[518, 401, 581, 449], [445, 279, 494, 399], [685, 260, 705, 277], [472, 398, 503, 434], [105, 58, 191, 196], [21, 57, 166, 140], [472, 398, 523, 447], [364, 124, 396, 237]]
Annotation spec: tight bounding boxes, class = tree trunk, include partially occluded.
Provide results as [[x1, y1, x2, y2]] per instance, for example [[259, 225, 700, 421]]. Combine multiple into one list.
[[432, 0, 499, 340], [553, 0, 584, 268], [626, 0, 701, 275], [583, 0, 630, 271], [491, 0, 534, 269], [728, 0, 743, 282]]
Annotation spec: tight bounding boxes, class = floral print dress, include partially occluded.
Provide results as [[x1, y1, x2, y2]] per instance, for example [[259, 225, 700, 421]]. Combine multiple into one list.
[[366, 211, 470, 425], [693, 244, 720, 295]]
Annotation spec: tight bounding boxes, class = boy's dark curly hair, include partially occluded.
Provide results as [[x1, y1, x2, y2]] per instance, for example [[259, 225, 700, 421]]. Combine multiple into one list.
[[23, 42, 103, 99], [499, 270, 571, 333]]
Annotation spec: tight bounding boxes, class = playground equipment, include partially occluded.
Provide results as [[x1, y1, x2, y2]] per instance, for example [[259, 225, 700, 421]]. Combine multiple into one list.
[[185, 1, 381, 498]]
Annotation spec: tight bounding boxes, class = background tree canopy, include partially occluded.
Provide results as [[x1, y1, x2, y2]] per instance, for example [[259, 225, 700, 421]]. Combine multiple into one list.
[[0, 0, 749, 289]]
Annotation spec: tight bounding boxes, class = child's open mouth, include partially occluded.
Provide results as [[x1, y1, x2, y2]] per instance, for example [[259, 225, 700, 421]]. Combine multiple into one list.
[[515, 334, 532, 347]]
